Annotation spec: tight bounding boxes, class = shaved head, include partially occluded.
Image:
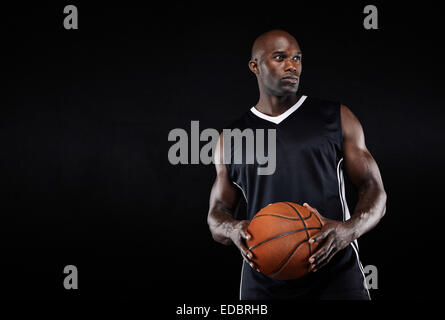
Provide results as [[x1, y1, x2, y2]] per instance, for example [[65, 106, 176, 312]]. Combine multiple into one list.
[[251, 30, 300, 62], [248, 29, 302, 97]]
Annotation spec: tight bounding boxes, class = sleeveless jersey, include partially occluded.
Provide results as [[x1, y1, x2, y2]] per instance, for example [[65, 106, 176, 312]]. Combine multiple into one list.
[[224, 95, 370, 300]]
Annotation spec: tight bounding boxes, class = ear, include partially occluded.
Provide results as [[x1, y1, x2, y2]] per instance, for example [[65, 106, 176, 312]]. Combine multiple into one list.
[[248, 59, 259, 75]]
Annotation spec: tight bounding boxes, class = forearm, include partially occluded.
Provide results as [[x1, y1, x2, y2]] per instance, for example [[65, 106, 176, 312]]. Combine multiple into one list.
[[207, 203, 238, 245], [345, 181, 387, 241]]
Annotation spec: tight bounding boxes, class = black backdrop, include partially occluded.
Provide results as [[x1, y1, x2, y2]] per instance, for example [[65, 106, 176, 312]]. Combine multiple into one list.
[[1, 2, 444, 301]]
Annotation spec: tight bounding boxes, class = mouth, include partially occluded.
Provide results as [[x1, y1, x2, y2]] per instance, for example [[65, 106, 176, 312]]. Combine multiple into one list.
[[281, 76, 299, 84]]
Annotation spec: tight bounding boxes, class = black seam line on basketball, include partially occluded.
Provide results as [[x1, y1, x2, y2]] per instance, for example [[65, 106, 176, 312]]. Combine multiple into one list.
[[285, 202, 312, 274], [267, 239, 309, 277], [284, 203, 310, 234], [248, 227, 322, 251], [252, 212, 313, 221]]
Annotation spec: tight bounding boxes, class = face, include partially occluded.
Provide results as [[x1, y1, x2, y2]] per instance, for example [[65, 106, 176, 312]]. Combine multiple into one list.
[[251, 36, 302, 96]]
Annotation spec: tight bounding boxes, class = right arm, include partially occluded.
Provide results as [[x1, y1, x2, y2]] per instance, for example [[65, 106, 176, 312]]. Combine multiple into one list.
[[207, 134, 257, 269]]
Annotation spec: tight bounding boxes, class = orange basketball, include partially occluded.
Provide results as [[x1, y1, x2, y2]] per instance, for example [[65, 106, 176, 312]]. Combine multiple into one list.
[[246, 202, 323, 280]]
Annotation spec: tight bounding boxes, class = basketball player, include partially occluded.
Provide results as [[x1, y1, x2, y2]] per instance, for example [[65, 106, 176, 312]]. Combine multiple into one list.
[[207, 30, 387, 300]]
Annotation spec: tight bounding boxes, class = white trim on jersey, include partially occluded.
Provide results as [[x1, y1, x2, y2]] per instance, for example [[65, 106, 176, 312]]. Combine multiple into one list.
[[336, 157, 371, 299], [350, 241, 372, 300], [232, 181, 248, 203], [239, 261, 245, 300], [250, 95, 307, 124], [233, 181, 247, 300], [337, 159, 351, 221]]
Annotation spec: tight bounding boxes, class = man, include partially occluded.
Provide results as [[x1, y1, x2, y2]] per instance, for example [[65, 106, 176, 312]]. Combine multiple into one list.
[[207, 30, 387, 300]]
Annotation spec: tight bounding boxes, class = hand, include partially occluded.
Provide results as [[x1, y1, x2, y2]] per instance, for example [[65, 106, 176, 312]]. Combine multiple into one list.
[[303, 203, 355, 273], [228, 220, 259, 271]]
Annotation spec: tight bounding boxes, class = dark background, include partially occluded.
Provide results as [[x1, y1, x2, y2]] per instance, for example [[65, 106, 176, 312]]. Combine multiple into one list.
[[1, 2, 444, 300]]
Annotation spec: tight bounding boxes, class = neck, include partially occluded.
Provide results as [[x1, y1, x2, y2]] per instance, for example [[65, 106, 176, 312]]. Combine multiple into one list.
[[255, 93, 301, 117]]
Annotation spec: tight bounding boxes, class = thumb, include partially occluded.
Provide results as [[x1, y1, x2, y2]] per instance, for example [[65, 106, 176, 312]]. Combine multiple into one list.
[[240, 227, 251, 240], [303, 202, 313, 210], [304, 202, 325, 222], [303, 202, 319, 214]]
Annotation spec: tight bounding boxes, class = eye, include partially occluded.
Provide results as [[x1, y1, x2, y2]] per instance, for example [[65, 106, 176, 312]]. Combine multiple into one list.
[[293, 55, 302, 61], [274, 55, 285, 60]]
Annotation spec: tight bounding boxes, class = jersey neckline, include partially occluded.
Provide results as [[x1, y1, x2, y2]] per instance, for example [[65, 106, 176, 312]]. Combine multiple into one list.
[[250, 95, 307, 124]]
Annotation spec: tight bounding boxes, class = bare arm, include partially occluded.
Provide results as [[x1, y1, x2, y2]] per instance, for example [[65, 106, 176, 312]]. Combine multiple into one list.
[[340, 104, 387, 240], [207, 134, 257, 268], [306, 104, 387, 272], [207, 156, 241, 246]]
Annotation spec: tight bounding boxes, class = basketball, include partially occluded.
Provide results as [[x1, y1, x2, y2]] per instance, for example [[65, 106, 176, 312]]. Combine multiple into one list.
[[246, 202, 323, 280]]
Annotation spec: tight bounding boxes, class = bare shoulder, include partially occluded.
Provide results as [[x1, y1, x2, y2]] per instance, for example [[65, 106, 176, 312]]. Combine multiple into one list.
[[340, 104, 364, 142]]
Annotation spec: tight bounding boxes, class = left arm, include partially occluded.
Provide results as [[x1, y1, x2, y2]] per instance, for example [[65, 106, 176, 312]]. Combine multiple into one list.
[[307, 104, 387, 272]]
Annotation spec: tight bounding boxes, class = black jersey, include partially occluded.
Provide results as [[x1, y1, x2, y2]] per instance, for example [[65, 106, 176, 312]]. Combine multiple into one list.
[[224, 95, 370, 300]]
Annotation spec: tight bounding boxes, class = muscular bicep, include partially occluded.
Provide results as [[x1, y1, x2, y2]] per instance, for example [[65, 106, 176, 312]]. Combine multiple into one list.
[[341, 105, 385, 189], [209, 133, 240, 214]]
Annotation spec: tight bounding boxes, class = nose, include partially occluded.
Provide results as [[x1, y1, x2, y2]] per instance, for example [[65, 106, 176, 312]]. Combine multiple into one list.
[[284, 58, 300, 74]]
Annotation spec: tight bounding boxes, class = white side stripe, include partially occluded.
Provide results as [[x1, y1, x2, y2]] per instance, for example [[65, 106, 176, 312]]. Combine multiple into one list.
[[233, 181, 247, 300], [233, 181, 248, 203], [350, 242, 371, 300], [239, 261, 245, 300], [337, 158, 370, 299]]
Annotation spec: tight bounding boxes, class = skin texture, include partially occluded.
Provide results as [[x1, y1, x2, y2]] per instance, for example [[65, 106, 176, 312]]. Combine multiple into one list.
[[249, 30, 303, 116], [207, 29, 387, 273]]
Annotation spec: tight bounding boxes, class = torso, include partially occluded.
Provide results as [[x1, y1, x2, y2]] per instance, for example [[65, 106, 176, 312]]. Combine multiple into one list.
[[224, 95, 369, 299]]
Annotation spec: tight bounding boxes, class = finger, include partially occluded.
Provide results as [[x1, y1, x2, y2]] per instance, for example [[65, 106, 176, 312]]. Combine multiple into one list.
[[244, 248, 254, 261], [238, 221, 251, 240], [236, 235, 255, 260], [311, 246, 333, 270], [238, 244, 258, 270], [309, 236, 334, 264], [248, 260, 259, 271], [240, 228, 251, 241], [304, 202, 326, 225], [241, 251, 257, 270], [238, 242, 253, 260], [309, 230, 330, 244], [310, 238, 335, 270], [242, 252, 252, 264], [237, 232, 251, 252], [312, 247, 337, 272], [303, 202, 317, 213], [309, 243, 329, 265], [237, 244, 260, 272], [240, 249, 251, 263]]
